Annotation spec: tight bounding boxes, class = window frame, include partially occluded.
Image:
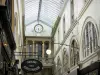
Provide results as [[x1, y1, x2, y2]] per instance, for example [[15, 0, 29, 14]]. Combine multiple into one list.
[[83, 21, 97, 58]]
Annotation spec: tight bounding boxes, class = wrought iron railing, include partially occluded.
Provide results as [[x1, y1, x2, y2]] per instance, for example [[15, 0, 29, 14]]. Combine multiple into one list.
[[14, 52, 53, 65]]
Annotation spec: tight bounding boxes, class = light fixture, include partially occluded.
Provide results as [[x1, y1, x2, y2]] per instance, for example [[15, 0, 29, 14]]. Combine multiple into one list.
[[46, 49, 51, 55], [4, 43, 7, 46]]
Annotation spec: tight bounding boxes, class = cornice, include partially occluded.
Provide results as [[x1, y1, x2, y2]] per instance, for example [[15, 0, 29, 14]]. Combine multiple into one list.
[[81, 52, 97, 65]]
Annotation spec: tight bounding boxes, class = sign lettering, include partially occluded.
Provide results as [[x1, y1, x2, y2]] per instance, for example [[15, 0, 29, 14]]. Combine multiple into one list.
[[21, 59, 43, 73]]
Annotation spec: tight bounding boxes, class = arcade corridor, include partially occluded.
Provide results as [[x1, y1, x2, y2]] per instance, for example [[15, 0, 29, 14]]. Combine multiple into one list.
[[0, 0, 100, 75]]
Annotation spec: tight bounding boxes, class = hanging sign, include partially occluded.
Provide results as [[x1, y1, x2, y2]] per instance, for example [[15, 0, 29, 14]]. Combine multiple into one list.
[[21, 59, 43, 73]]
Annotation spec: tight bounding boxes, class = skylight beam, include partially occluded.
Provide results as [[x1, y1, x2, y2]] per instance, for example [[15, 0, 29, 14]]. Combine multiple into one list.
[[37, 0, 42, 22]]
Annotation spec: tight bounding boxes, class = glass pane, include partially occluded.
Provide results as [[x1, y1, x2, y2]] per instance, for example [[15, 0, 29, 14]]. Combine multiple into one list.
[[83, 21, 97, 57], [24, 0, 65, 36], [38, 43, 42, 58]]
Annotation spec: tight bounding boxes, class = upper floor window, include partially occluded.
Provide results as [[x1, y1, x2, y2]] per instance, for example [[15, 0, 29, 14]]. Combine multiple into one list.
[[83, 21, 97, 57], [63, 49, 69, 73], [34, 41, 42, 59], [70, 40, 79, 67]]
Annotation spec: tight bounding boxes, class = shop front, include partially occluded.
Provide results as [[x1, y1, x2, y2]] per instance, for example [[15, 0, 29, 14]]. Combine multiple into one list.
[[0, 2, 16, 75], [80, 62, 100, 75]]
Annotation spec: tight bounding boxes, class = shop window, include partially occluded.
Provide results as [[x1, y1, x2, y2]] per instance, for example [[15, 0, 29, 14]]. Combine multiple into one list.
[[83, 21, 97, 57], [89, 69, 98, 75], [84, 69, 98, 75]]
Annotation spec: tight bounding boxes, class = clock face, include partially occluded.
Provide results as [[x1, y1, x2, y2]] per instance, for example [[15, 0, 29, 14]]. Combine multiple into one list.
[[34, 24, 43, 33]]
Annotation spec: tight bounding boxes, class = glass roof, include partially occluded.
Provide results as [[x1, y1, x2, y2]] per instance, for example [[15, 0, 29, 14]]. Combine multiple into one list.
[[25, 0, 65, 36]]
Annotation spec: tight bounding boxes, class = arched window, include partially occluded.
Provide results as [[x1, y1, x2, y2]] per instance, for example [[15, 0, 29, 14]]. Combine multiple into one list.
[[63, 49, 69, 72], [57, 56, 62, 75], [70, 40, 79, 67], [83, 21, 97, 57]]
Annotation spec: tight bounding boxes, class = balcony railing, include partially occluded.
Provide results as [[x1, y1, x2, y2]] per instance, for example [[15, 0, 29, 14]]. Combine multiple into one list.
[[15, 52, 53, 67]]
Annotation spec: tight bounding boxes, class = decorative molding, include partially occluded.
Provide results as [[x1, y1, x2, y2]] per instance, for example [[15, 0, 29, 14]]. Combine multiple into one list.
[[70, 65, 79, 72], [80, 52, 97, 64], [54, 20, 78, 58], [96, 47, 100, 55], [54, 0, 93, 58], [62, 71, 68, 75]]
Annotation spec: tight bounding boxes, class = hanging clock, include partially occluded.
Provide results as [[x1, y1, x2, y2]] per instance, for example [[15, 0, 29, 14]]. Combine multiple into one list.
[[34, 24, 43, 33]]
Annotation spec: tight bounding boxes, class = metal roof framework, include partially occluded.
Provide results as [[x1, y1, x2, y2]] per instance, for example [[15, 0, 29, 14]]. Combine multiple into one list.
[[25, 0, 65, 36]]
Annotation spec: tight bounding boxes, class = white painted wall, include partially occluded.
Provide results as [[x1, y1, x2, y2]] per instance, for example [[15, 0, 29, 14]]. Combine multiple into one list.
[[14, 0, 24, 69], [54, 0, 100, 75]]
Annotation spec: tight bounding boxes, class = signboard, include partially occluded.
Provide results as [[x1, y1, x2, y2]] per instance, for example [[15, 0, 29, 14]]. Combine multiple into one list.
[[21, 59, 43, 73]]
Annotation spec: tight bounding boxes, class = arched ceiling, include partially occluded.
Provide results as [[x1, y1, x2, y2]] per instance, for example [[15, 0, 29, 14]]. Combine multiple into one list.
[[25, 0, 65, 36]]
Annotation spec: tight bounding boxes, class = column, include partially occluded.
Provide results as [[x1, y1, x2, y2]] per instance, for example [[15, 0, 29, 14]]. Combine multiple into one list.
[[49, 41, 51, 58], [42, 41, 45, 58], [26, 40, 28, 58], [36, 43, 38, 59], [32, 41, 34, 58]]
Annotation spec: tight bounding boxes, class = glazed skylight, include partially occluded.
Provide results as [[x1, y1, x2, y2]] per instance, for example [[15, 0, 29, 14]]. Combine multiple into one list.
[[25, 0, 65, 36]]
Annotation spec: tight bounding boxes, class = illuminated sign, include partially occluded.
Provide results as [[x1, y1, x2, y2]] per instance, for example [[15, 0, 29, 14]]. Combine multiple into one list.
[[21, 59, 43, 73]]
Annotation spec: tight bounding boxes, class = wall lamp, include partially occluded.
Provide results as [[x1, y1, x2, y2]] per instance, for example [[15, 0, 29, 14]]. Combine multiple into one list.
[[46, 49, 51, 55]]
